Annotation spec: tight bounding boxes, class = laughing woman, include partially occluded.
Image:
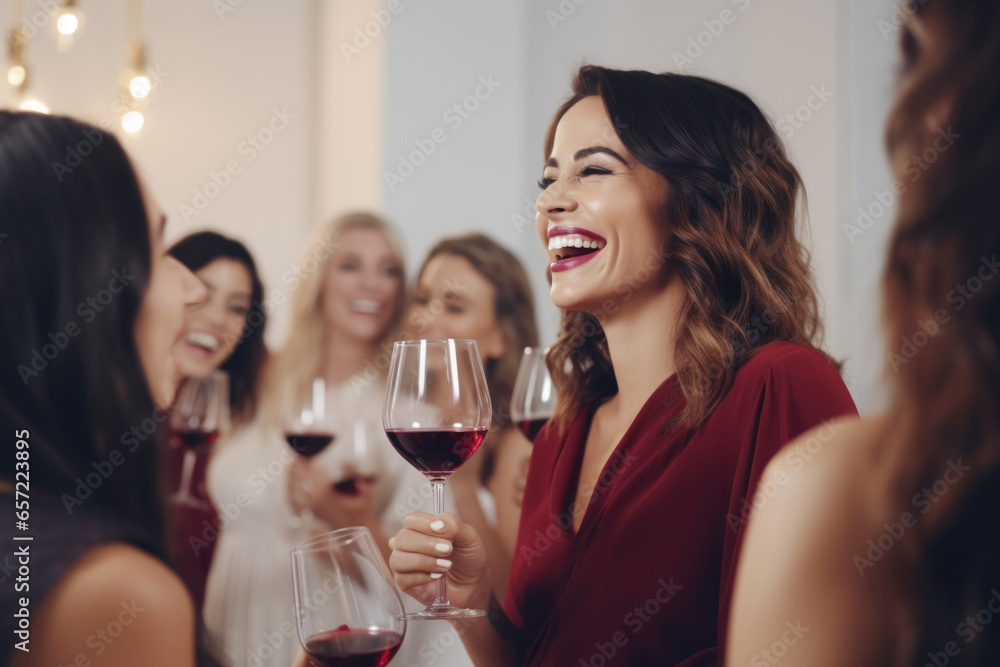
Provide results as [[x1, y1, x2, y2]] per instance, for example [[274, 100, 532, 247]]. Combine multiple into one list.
[[388, 66, 858, 666]]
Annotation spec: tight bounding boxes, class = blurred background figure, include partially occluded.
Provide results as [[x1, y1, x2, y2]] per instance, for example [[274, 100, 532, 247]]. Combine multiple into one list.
[[166, 231, 269, 610], [407, 233, 539, 601], [727, 1, 1000, 666], [0, 110, 220, 666], [202, 212, 409, 667]]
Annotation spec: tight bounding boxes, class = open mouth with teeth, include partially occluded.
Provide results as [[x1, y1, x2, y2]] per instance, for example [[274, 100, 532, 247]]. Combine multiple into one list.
[[185, 331, 220, 354], [548, 232, 606, 272], [548, 235, 606, 261], [351, 299, 383, 315]]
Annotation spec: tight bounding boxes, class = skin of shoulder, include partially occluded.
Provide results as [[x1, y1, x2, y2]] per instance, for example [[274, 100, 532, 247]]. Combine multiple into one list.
[[12, 542, 195, 667], [726, 415, 894, 667]]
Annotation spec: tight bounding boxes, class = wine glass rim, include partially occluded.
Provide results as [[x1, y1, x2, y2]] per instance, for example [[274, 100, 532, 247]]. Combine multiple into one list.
[[393, 338, 479, 347], [291, 526, 373, 554]]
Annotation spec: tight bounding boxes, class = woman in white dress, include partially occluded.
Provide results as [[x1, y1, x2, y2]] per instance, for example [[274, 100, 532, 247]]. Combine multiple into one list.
[[202, 212, 418, 667]]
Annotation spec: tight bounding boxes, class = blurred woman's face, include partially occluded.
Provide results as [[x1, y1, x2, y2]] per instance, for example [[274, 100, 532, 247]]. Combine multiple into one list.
[[134, 184, 207, 407], [408, 253, 507, 361], [322, 228, 403, 345], [889, 6, 956, 181], [174, 258, 253, 379], [535, 95, 671, 314]]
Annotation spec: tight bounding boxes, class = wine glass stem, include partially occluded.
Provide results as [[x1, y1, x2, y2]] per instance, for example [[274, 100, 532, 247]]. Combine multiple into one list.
[[431, 477, 449, 608], [176, 450, 196, 500]]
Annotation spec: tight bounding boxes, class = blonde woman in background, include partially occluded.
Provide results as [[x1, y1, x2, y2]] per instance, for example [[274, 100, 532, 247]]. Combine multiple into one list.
[[202, 212, 410, 667]]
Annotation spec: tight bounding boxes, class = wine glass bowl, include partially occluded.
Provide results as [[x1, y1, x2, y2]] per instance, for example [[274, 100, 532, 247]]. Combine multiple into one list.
[[383, 339, 491, 619], [284, 378, 336, 459], [510, 346, 557, 441], [291, 527, 406, 667], [169, 370, 229, 507]]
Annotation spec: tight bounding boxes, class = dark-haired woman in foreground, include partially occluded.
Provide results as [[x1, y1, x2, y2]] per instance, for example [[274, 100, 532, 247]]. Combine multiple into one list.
[[388, 66, 858, 665], [0, 112, 309, 667], [166, 231, 269, 609], [727, 2, 1000, 665]]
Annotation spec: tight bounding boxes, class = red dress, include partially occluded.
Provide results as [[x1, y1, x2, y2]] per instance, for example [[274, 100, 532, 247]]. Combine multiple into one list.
[[504, 342, 857, 666]]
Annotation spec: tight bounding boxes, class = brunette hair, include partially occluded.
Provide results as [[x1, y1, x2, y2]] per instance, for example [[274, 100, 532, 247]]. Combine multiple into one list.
[[879, 1, 1000, 664], [169, 231, 268, 425], [544, 65, 836, 432], [0, 111, 221, 665]]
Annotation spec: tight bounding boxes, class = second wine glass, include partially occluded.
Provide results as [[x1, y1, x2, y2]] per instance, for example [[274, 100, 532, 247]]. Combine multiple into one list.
[[383, 338, 491, 620], [169, 370, 230, 508], [284, 378, 337, 528], [510, 346, 557, 441]]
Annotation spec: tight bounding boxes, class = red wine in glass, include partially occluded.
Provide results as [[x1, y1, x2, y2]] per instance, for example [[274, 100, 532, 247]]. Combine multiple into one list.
[[285, 432, 335, 458], [172, 429, 219, 453], [385, 428, 487, 475], [517, 418, 548, 442], [304, 627, 402, 667]]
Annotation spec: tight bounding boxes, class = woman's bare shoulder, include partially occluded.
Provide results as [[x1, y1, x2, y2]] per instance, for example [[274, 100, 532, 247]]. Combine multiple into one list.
[[14, 542, 195, 667], [726, 415, 894, 667]]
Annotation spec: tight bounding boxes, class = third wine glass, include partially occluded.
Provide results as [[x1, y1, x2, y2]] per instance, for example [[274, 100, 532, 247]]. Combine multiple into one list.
[[510, 346, 557, 441]]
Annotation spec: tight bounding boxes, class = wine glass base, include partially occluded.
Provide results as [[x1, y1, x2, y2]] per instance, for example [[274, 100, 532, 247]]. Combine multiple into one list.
[[403, 605, 486, 621]]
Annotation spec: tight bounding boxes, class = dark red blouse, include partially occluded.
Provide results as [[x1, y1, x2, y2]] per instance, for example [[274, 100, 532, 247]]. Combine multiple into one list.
[[504, 342, 857, 666]]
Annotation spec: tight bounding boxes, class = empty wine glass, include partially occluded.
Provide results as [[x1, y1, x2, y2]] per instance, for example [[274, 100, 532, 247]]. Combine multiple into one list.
[[510, 346, 557, 441], [291, 527, 406, 666], [383, 339, 491, 620], [169, 370, 229, 509]]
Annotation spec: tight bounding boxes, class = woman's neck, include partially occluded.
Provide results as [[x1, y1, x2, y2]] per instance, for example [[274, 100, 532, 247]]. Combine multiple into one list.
[[599, 278, 685, 419], [319, 330, 381, 386]]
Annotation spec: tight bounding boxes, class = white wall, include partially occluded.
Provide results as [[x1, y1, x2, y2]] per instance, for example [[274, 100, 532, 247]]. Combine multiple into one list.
[[1, 0, 902, 412]]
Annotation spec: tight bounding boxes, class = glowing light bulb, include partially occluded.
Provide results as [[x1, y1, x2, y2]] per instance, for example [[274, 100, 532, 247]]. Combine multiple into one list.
[[128, 75, 151, 99], [56, 12, 79, 35], [19, 100, 49, 114], [7, 65, 26, 87], [122, 110, 144, 133]]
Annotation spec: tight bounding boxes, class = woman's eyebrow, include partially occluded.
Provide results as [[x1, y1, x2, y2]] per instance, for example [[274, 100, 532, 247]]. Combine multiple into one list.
[[545, 146, 629, 169]]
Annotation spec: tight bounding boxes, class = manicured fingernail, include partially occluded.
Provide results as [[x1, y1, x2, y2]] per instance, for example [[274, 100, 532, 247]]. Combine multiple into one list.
[[430, 520, 445, 532], [434, 542, 450, 554], [436, 558, 452, 569], [429, 572, 443, 579]]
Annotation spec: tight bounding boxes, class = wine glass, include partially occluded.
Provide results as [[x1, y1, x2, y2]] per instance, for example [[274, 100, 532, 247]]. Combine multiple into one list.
[[510, 346, 557, 442], [284, 377, 336, 458], [169, 370, 230, 508], [383, 339, 491, 620], [291, 527, 406, 667], [331, 420, 380, 497], [284, 378, 337, 528]]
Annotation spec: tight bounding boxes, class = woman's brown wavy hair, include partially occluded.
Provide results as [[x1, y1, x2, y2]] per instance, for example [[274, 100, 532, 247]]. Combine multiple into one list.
[[877, 1, 1000, 664], [545, 66, 837, 433]]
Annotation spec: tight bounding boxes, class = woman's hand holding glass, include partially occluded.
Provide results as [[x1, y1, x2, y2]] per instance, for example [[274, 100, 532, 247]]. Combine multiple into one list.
[[388, 511, 492, 613], [287, 456, 379, 531]]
